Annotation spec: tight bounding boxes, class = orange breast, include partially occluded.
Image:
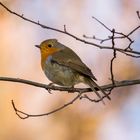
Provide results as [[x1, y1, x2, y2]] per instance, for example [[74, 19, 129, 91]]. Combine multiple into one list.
[[40, 48, 60, 70]]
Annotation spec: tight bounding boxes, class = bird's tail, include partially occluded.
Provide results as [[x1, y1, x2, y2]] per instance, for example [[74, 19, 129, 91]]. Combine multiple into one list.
[[84, 78, 111, 101]]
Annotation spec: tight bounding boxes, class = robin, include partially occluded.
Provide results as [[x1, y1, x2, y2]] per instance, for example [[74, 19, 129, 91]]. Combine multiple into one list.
[[35, 39, 110, 100]]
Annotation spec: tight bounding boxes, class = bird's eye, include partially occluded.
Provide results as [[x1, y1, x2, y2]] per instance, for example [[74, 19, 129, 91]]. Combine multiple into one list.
[[48, 44, 52, 48]]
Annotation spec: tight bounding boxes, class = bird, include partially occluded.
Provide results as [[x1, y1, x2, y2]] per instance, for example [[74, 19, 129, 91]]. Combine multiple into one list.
[[35, 39, 110, 101]]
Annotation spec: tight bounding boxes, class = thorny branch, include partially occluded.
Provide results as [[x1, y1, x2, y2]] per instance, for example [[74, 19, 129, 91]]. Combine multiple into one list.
[[0, 2, 140, 118]]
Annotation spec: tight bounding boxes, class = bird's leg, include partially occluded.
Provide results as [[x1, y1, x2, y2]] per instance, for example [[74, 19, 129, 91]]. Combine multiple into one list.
[[47, 82, 55, 94], [48, 82, 54, 87], [67, 85, 75, 93]]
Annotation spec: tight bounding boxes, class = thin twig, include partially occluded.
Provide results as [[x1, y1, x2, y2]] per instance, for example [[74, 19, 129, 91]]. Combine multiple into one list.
[[136, 11, 140, 19], [92, 16, 112, 32], [64, 24, 67, 32], [0, 2, 140, 56], [110, 29, 116, 85], [1, 77, 140, 119], [1, 2, 140, 118], [11, 93, 82, 119], [108, 29, 117, 95], [80, 93, 110, 103]]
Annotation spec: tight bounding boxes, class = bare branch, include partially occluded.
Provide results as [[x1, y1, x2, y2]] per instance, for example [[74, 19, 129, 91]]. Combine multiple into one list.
[[1, 77, 140, 119], [5, 75, 139, 119], [92, 16, 112, 32], [1, 2, 140, 118], [83, 34, 111, 44], [80, 93, 110, 103], [136, 11, 140, 19], [11, 93, 82, 119], [0, 76, 140, 93], [63, 24, 67, 32], [0, 2, 140, 57], [108, 29, 117, 95], [110, 29, 116, 85]]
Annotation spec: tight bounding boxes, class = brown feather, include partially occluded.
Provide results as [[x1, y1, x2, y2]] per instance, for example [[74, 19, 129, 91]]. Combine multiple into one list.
[[52, 46, 97, 80]]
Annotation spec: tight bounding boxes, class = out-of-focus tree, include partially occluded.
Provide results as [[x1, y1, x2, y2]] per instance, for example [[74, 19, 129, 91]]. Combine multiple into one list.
[[0, 0, 140, 140]]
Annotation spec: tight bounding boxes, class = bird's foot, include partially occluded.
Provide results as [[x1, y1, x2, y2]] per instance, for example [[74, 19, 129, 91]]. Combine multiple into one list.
[[47, 82, 55, 94], [67, 85, 75, 93]]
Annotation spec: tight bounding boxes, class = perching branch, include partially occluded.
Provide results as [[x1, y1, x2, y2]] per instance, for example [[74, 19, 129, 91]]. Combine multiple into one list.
[[0, 76, 140, 94], [0, 76, 139, 119], [1, 1, 140, 118]]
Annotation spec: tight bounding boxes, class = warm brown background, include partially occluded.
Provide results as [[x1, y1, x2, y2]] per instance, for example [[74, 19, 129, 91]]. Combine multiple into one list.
[[0, 0, 140, 140]]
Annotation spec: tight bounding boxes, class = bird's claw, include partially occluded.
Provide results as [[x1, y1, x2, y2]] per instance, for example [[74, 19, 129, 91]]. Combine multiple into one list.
[[47, 83, 54, 94]]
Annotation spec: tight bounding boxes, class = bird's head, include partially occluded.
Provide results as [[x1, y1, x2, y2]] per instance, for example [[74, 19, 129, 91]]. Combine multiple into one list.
[[35, 39, 64, 69], [35, 39, 64, 55]]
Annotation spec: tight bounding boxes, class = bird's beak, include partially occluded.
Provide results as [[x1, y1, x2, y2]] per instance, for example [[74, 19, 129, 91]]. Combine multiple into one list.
[[35, 45, 40, 49]]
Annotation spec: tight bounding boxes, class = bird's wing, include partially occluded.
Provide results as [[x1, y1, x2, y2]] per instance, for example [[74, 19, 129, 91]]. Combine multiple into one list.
[[52, 47, 97, 80]]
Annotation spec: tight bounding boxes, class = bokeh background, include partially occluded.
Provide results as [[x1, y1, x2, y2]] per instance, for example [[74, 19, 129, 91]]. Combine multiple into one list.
[[0, 0, 140, 140]]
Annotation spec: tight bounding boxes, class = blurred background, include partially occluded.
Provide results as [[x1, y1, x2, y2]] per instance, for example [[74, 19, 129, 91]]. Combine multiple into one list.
[[0, 0, 140, 140]]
